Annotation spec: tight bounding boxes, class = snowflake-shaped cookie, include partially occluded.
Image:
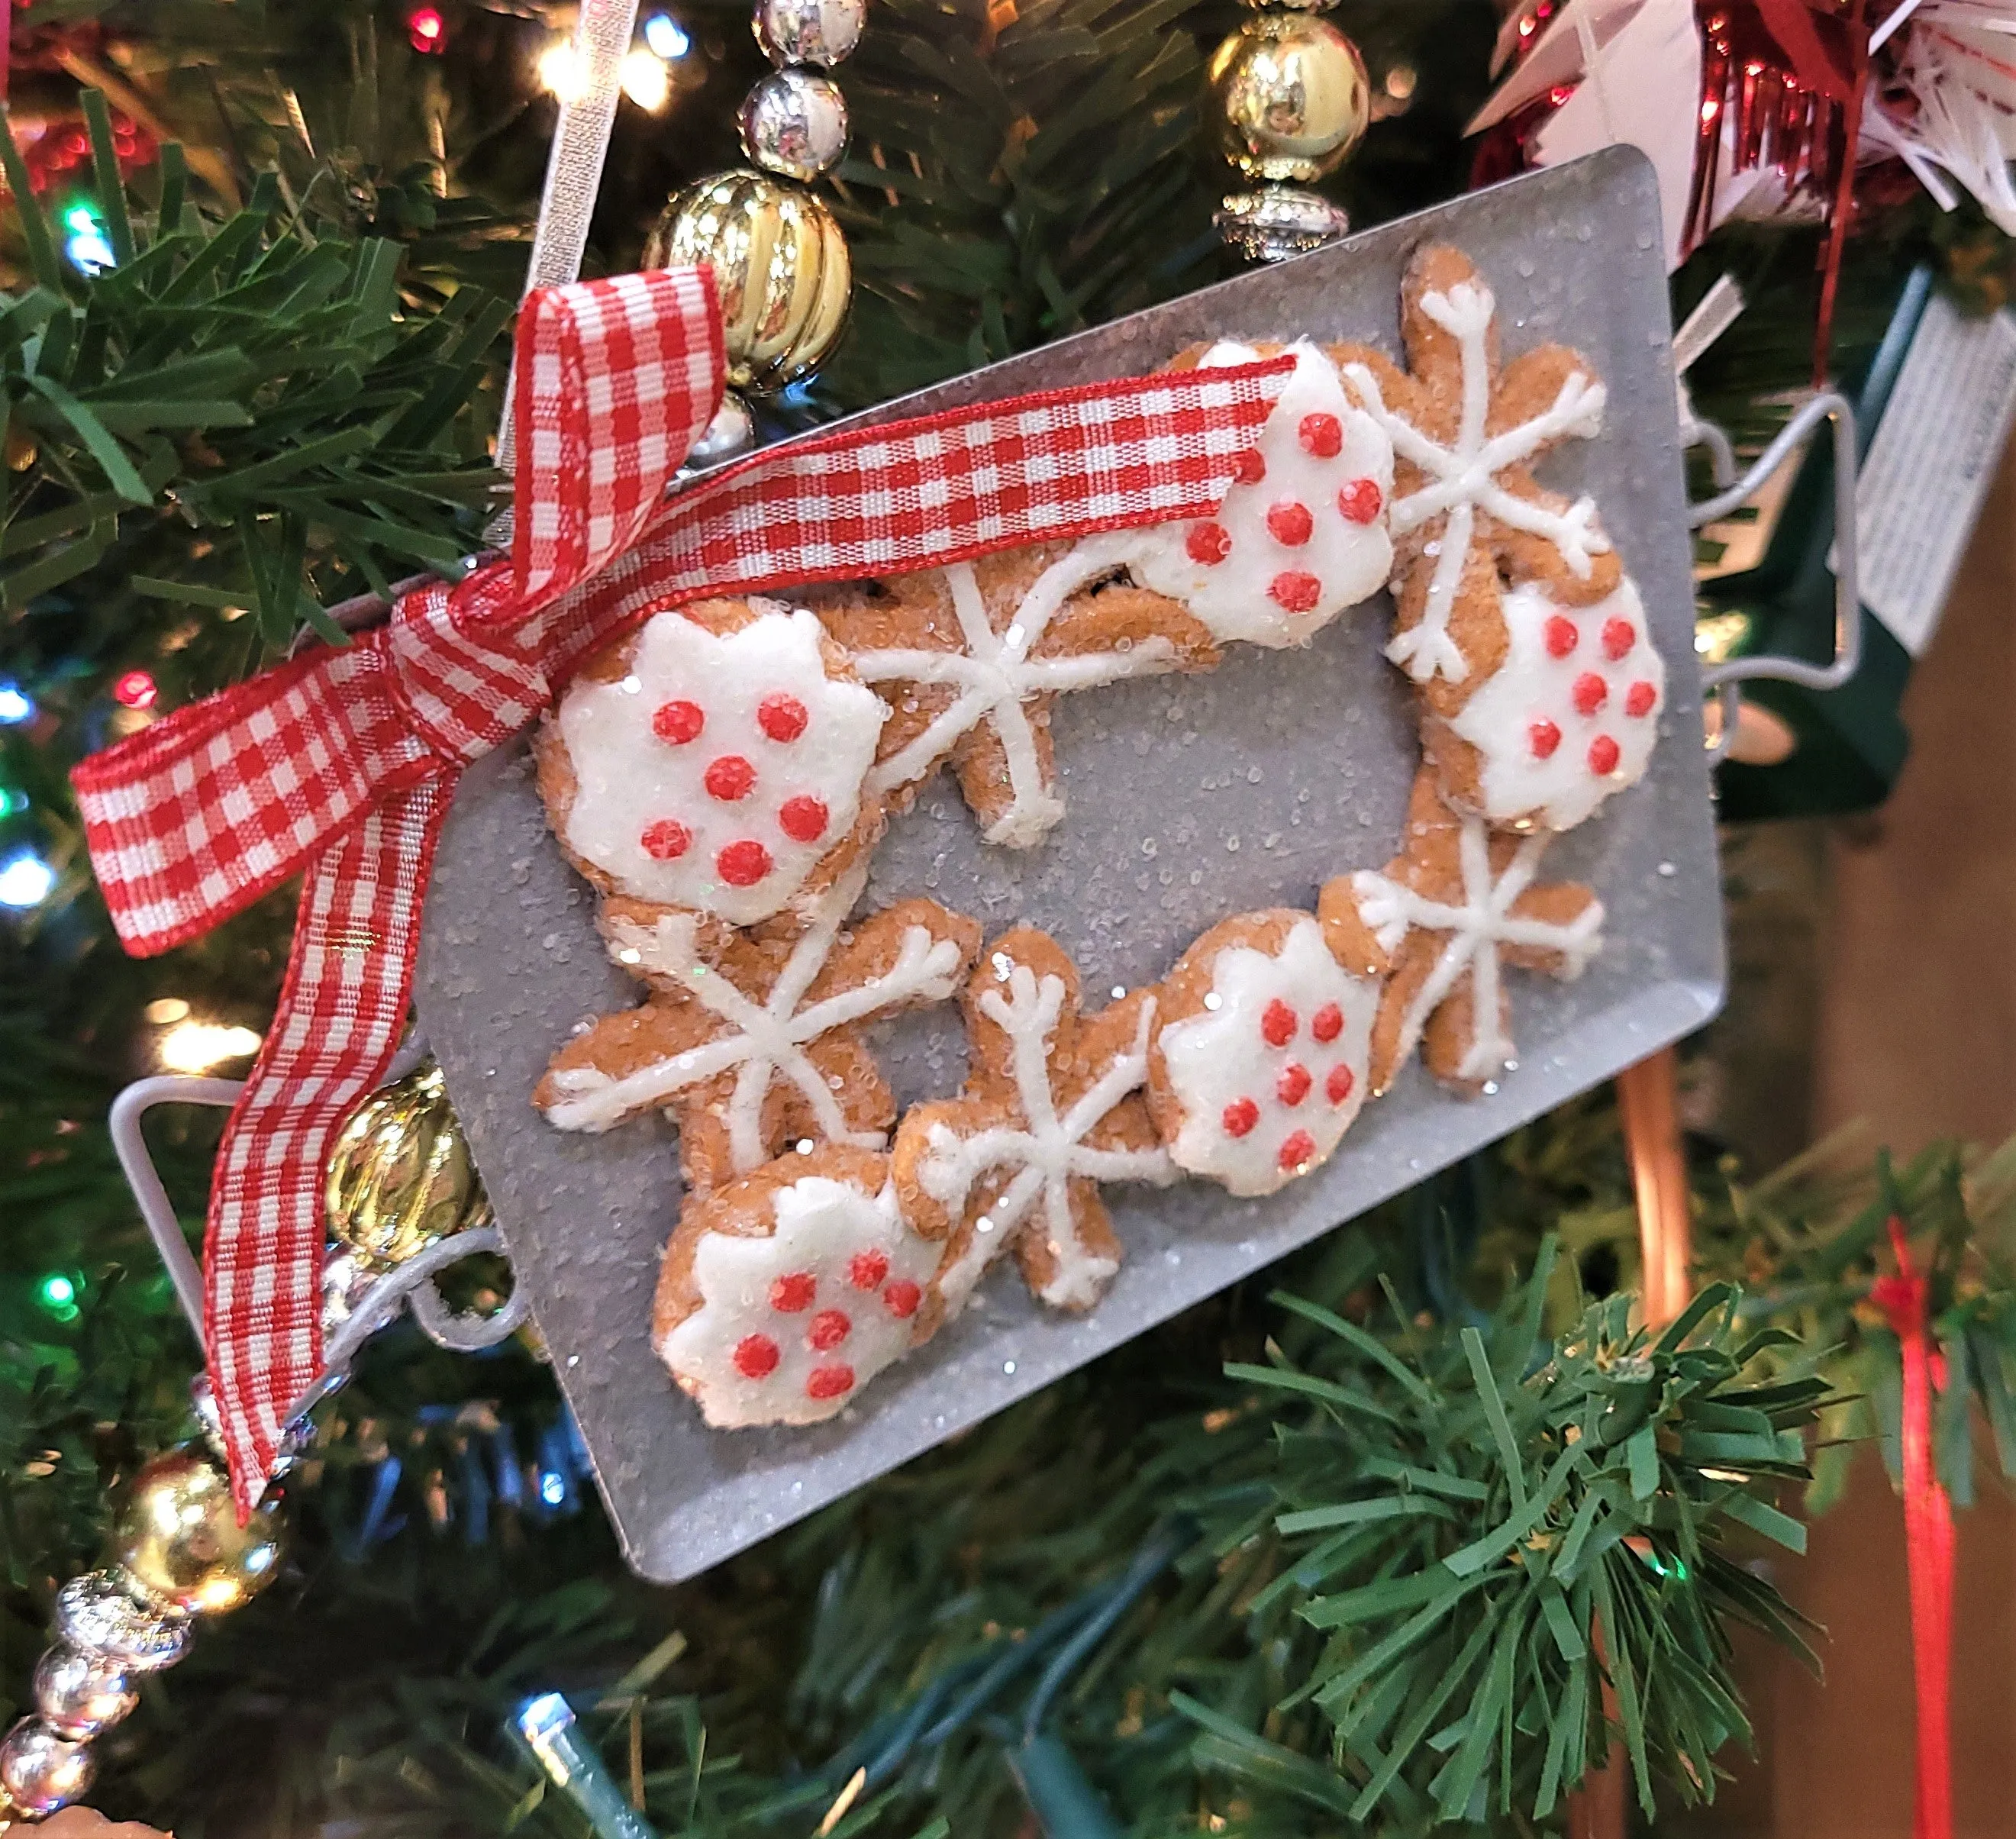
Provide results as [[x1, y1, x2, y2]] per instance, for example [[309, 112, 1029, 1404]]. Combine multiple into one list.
[[654, 1146, 942, 1427], [536, 866, 980, 1192], [1340, 244, 1621, 689], [1321, 773, 1604, 1095], [1434, 576, 1666, 831], [539, 598, 889, 928], [1147, 910, 1381, 1198], [892, 928, 1176, 1313], [1083, 340, 1395, 649], [824, 544, 1218, 848]]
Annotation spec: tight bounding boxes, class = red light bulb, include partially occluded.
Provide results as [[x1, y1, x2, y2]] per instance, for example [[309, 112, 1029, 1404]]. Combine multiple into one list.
[[407, 5, 446, 51], [111, 669, 157, 710]]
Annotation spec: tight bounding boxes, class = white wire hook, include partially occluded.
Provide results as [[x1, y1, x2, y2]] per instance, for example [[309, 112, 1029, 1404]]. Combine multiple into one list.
[[1686, 391, 1861, 763]]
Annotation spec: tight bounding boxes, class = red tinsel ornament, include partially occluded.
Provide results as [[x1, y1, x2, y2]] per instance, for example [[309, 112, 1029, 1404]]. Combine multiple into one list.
[[1689, 0, 1876, 380]]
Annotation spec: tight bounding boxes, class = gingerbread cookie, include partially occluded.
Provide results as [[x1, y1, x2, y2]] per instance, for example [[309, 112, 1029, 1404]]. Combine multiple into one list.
[[1338, 245, 1621, 691], [1147, 911, 1382, 1197], [1082, 340, 1395, 649], [536, 867, 980, 1191], [538, 598, 889, 928], [892, 928, 1175, 1313], [823, 544, 1218, 848], [1321, 772, 1603, 1095], [653, 1145, 942, 1427]]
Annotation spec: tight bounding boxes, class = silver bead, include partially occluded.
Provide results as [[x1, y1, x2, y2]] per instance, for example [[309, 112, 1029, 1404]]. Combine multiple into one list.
[[1214, 186, 1351, 262], [739, 69, 850, 182], [321, 1244, 377, 1334], [34, 1647, 137, 1741], [0, 1720, 95, 1815], [679, 395, 757, 476], [753, 0, 864, 68], [53, 1571, 190, 1673]]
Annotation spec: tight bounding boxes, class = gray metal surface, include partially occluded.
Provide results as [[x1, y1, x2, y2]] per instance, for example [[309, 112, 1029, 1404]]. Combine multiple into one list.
[[417, 149, 1722, 1584]]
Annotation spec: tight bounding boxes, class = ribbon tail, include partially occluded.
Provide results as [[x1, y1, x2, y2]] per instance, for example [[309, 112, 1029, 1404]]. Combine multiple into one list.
[[205, 774, 452, 1514]]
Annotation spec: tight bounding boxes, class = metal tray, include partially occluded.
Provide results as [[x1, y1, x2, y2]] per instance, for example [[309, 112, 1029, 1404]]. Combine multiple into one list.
[[416, 148, 1722, 1583]]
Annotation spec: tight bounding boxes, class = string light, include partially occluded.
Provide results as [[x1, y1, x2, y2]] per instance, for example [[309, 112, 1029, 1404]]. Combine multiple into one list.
[[61, 202, 115, 275], [111, 669, 158, 710], [0, 789, 27, 818], [407, 5, 447, 53], [157, 1019, 263, 1073], [37, 1273, 80, 1322], [537, 40, 587, 102], [0, 684, 34, 724], [620, 47, 671, 111], [0, 849, 55, 909], [144, 996, 191, 1025], [643, 12, 690, 59]]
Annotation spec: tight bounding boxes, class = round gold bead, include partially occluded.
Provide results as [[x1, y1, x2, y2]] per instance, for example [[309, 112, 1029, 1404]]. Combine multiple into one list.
[[1208, 13, 1372, 185], [111, 1447, 285, 1618], [324, 1060, 485, 1273], [645, 170, 852, 394]]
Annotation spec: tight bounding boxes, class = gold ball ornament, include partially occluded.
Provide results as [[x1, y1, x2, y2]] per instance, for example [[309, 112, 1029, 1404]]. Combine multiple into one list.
[[324, 1060, 486, 1272], [1208, 13, 1372, 185], [645, 170, 851, 394], [111, 1447, 285, 1618]]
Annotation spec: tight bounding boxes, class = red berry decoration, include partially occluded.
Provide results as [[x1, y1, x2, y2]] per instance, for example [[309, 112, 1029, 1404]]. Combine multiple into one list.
[[1268, 571, 1321, 614], [808, 1309, 852, 1351], [1278, 1130, 1317, 1173], [1233, 448, 1266, 486], [1602, 618, 1636, 660], [882, 1279, 922, 1319], [848, 1250, 889, 1290], [1222, 1097, 1260, 1138], [779, 795, 829, 842], [1186, 521, 1233, 565], [1624, 680, 1657, 718], [758, 692, 809, 742], [1572, 673, 1607, 717], [1266, 500, 1314, 547], [1337, 479, 1383, 524], [1326, 1063, 1355, 1105], [734, 1334, 779, 1379], [1544, 617, 1579, 659], [770, 1272, 816, 1312], [806, 1364, 856, 1400], [1298, 413, 1343, 458], [1588, 734, 1621, 774], [641, 818, 692, 860], [1276, 1063, 1312, 1106], [1311, 1002, 1343, 1043], [705, 754, 756, 801], [1529, 719, 1561, 760], [1261, 999, 1297, 1047], [717, 839, 773, 886], [653, 699, 705, 744]]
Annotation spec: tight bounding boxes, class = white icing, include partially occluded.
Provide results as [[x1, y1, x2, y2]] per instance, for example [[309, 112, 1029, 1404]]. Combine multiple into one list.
[[1087, 340, 1395, 648], [1343, 279, 1610, 685], [1449, 577, 1665, 831], [921, 963, 1176, 1312], [851, 552, 1183, 847], [1353, 818, 1603, 1083], [544, 867, 967, 1170], [659, 1177, 937, 1426], [1156, 917, 1378, 1198], [555, 604, 887, 925]]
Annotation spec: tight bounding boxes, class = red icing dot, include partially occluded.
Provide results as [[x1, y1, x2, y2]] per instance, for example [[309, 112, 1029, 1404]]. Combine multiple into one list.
[[1266, 500, 1314, 547], [1572, 673, 1608, 717], [705, 754, 756, 801], [759, 692, 809, 742], [1602, 618, 1637, 661], [1530, 719, 1561, 760], [1544, 616, 1579, 659], [806, 1364, 856, 1400], [770, 1272, 815, 1312], [883, 1279, 922, 1319], [1186, 521, 1233, 565], [1261, 999, 1298, 1047], [641, 818, 692, 861], [808, 1308, 852, 1351], [1624, 680, 1657, 718], [733, 1334, 779, 1379], [652, 699, 705, 744], [718, 839, 773, 886], [1277, 1063, 1312, 1107], [1222, 1097, 1260, 1139], [779, 795, 829, 843], [1337, 479, 1383, 524], [1268, 570, 1322, 614], [1233, 448, 1266, 486], [1326, 1063, 1355, 1105], [1311, 1002, 1343, 1044], [1588, 734, 1621, 775], [848, 1250, 889, 1290], [1278, 1130, 1317, 1173], [1299, 412, 1343, 458]]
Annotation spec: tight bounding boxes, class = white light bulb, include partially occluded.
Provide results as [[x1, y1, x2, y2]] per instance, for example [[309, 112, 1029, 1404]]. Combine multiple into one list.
[[158, 1021, 263, 1073], [537, 40, 586, 101], [0, 851, 53, 908], [620, 47, 671, 110]]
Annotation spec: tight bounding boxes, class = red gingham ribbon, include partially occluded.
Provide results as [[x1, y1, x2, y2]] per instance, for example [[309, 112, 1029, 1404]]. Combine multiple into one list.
[[73, 268, 1292, 1510]]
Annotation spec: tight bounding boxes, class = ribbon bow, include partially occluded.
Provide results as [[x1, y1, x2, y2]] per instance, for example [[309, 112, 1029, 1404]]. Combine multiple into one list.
[[73, 266, 1292, 1510]]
